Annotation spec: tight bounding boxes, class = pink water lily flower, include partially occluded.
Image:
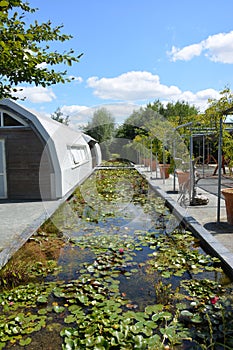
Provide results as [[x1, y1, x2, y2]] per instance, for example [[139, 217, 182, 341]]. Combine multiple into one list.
[[210, 296, 219, 305], [119, 248, 124, 254]]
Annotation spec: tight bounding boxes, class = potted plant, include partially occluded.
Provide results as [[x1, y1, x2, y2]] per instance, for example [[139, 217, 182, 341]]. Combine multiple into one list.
[[222, 188, 233, 225], [159, 149, 171, 179]]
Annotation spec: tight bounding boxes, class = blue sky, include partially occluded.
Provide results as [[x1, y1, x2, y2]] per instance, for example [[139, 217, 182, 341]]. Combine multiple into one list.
[[16, 0, 233, 128]]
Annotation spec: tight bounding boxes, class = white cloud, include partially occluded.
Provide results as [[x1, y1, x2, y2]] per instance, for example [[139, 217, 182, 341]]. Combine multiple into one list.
[[87, 71, 181, 101], [61, 103, 142, 130], [168, 30, 233, 63], [168, 43, 203, 62], [86, 70, 222, 112], [13, 86, 56, 103], [204, 31, 233, 63], [178, 88, 221, 111], [60, 104, 88, 116]]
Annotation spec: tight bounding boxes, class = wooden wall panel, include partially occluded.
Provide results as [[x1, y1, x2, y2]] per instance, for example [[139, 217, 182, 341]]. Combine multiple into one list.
[[0, 128, 53, 200]]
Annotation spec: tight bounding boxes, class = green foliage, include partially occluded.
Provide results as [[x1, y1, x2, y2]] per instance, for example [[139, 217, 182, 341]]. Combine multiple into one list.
[[83, 108, 115, 143], [117, 104, 194, 165], [0, 0, 82, 100], [116, 107, 159, 141], [148, 99, 199, 126], [83, 108, 115, 160], [200, 87, 233, 167], [51, 107, 70, 125]]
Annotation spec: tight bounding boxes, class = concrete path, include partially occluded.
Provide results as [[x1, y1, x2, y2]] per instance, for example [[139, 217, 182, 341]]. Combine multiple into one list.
[[0, 198, 66, 267]]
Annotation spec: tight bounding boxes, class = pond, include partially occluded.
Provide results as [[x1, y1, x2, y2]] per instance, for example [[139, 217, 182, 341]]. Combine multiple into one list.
[[0, 163, 233, 349]]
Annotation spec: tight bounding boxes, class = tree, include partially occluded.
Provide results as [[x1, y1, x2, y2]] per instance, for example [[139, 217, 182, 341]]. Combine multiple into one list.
[[0, 0, 82, 100], [83, 108, 115, 143], [116, 107, 157, 141], [201, 87, 233, 172], [160, 100, 198, 126], [51, 107, 70, 125], [117, 101, 198, 167], [83, 108, 115, 159]]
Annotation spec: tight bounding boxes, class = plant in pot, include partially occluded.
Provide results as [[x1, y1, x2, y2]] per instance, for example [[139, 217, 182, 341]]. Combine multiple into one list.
[[222, 188, 233, 225], [158, 148, 172, 179]]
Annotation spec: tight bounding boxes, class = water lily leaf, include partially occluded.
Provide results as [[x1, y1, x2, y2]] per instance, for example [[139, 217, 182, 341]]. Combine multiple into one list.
[[19, 337, 31, 346], [131, 268, 139, 273], [134, 334, 147, 348], [191, 314, 203, 323], [146, 303, 163, 314], [68, 304, 82, 314], [53, 305, 65, 313], [144, 320, 157, 329], [37, 295, 48, 304], [133, 312, 147, 322], [76, 295, 88, 304], [38, 308, 48, 315], [181, 310, 193, 317], [96, 335, 109, 346], [64, 315, 76, 324], [148, 334, 161, 346], [53, 289, 66, 298], [63, 338, 74, 350], [161, 271, 171, 278]]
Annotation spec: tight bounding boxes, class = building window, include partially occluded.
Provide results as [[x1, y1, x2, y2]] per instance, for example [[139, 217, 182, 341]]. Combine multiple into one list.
[[68, 145, 89, 166], [0, 110, 27, 127]]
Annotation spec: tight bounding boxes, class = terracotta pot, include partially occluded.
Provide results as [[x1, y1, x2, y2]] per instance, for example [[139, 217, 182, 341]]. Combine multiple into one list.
[[150, 160, 157, 171], [222, 188, 233, 225], [176, 171, 190, 189], [159, 164, 170, 179], [144, 158, 157, 170]]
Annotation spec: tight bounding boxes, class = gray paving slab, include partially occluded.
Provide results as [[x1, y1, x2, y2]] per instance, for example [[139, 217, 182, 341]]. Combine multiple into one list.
[[0, 199, 63, 267]]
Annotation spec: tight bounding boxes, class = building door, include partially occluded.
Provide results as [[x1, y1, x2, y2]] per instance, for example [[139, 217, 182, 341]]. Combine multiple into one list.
[[0, 140, 7, 198]]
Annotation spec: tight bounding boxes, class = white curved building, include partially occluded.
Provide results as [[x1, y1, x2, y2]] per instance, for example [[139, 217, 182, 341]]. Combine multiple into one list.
[[0, 99, 101, 200]]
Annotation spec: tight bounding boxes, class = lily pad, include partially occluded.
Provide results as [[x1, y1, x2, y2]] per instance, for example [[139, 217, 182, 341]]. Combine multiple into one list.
[[19, 337, 32, 346]]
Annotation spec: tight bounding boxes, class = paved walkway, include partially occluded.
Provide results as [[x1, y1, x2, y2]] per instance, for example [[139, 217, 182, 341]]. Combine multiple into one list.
[[0, 199, 65, 267]]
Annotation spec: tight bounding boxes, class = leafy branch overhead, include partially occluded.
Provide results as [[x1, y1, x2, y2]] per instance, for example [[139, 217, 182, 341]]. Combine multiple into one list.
[[0, 0, 83, 100]]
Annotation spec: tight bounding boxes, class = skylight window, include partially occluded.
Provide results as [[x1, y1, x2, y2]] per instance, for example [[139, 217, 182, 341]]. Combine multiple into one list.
[[0, 111, 27, 127]]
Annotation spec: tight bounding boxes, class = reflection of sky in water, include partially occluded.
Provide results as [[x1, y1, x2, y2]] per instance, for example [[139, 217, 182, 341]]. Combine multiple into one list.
[[64, 201, 161, 239]]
